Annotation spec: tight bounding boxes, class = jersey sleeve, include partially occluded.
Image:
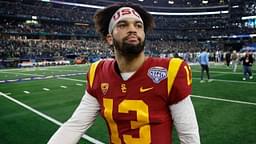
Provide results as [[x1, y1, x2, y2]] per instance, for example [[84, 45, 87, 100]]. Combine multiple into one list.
[[86, 60, 101, 97], [168, 61, 192, 105], [169, 96, 200, 143]]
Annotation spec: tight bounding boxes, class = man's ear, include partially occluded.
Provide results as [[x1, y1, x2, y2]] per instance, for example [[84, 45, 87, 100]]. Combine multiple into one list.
[[106, 34, 113, 45]]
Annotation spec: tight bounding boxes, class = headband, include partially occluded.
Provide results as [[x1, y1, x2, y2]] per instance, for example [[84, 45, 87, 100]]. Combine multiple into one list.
[[108, 7, 143, 34]]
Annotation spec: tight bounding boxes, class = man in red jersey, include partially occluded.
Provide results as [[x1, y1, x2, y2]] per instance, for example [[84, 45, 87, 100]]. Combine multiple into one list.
[[48, 2, 200, 144]]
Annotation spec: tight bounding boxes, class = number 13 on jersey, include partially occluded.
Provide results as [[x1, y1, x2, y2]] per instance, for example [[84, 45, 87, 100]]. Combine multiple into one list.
[[103, 98, 151, 144]]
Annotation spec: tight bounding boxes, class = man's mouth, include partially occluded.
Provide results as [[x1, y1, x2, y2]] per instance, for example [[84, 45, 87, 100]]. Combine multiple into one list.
[[125, 36, 139, 43]]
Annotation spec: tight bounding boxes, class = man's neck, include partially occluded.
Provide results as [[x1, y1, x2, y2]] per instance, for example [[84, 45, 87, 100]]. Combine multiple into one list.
[[115, 52, 145, 73]]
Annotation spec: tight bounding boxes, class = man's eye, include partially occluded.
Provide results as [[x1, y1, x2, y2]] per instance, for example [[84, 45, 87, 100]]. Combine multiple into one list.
[[136, 23, 143, 28], [117, 24, 126, 28]]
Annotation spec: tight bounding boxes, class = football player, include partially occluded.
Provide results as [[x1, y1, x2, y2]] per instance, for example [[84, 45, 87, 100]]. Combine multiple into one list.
[[48, 2, 200, 144]]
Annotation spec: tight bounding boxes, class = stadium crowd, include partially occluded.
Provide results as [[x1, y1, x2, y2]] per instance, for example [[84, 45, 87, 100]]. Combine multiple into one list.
[[0, 38, 111, 60], [1, 1, 255, 40], [0, 1, 95, 23], [0, 37, 233, 64], [0, 21, 96, 36]]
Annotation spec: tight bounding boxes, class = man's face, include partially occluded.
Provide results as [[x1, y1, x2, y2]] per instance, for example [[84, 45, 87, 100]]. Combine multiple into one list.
[[111, 18, 145, 57]]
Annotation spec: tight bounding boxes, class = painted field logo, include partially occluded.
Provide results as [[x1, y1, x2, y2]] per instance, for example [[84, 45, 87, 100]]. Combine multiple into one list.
[[147, 67, 167, 84]]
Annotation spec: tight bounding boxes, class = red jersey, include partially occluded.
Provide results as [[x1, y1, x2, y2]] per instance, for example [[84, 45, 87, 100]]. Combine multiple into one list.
[[87, 57, 192, 144]]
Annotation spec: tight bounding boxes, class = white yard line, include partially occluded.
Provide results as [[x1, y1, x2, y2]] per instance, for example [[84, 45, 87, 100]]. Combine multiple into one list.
[[57, 77, 86, 83], [193, 77, 256, 84], [191, 95, 256, 106], [0, 71, 44, 77], [60, 86, 67, 89], [193, 70, 241, 75], [43, 88, 50, 91], [76, 83, 83, 86], [23, 91, 30, 94], [0, 92, 105, 144]]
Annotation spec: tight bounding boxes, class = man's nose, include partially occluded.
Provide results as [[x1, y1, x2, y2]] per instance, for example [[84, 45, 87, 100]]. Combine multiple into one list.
[[127, 24, 137, 32]]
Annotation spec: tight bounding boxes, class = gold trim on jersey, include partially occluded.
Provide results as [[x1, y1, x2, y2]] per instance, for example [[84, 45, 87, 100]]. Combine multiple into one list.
[[89, 60, 101, 88], [167, 58, 183, 95]]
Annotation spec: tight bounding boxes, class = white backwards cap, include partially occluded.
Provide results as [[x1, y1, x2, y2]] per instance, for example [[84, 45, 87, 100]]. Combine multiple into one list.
[[108, 7, 143, 34]]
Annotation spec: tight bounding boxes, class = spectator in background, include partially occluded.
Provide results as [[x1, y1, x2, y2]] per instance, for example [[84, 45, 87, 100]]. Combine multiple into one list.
[[231, 50, 238, 72], [198, 48, 213, 83], [215, 50, 221, 63], [225, 51, 231, 67], [240, 51, 254, 80], [173, 52, 182, 59], [183, 51, 190, 62]]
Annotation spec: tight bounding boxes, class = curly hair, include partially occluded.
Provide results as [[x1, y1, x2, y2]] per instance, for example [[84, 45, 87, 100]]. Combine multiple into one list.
[[93, 2, 155, 40]]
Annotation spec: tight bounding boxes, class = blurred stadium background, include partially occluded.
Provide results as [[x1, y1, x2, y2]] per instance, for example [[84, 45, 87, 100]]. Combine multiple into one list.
[[0, 0, 256, 144]]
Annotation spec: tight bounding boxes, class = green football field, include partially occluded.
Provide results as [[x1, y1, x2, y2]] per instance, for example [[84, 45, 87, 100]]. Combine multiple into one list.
[[0, 63, 255, 144]]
